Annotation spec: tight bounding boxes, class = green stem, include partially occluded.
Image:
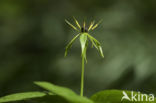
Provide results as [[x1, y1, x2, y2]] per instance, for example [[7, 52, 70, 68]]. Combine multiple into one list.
[[80, 55, 85, 96]]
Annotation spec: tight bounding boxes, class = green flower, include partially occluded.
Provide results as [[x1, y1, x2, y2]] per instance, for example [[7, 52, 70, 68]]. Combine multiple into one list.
[[65, 17, 104, 96], [65, 17, 104, 62]]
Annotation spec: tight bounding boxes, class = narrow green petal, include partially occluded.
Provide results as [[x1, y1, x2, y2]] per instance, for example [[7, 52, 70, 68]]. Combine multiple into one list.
[[83, 21, 86, 28], [88, 21, 95, 31], [73, 17, 81, 29], [64, 34, 80, 57], [91, 24, 98, 30], [65, 19, 79, 31], [91, 20, 102, 30]]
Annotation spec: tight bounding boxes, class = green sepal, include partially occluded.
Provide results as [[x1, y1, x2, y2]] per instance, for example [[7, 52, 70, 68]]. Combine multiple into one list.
[[84, 39, 88, 63], [80, 33, 88, 63], [64, 34, 80, 57], [87, 34, 104, 58]]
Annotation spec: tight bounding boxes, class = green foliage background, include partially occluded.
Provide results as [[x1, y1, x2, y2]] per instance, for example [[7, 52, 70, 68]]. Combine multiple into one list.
[[0, 0, 156, 98]]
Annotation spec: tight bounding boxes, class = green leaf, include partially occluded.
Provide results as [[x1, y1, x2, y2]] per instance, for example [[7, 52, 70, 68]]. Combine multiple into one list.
[[0, 92, 47, 103], [35, 95, 69, 103], [34, 81, 93, 103], [91, 90, 156, 103], [65, 34, 80, 57]]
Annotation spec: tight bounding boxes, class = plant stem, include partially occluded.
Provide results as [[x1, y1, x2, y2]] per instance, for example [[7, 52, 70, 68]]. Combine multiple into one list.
[[80, 55, 85, 96]]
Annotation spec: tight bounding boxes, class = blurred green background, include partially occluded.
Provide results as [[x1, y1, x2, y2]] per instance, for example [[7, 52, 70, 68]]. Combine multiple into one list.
[[0, 0, 156, 97]]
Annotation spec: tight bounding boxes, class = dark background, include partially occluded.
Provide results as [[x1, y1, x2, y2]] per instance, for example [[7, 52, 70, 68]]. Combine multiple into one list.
[[0, 0, 156, 97]]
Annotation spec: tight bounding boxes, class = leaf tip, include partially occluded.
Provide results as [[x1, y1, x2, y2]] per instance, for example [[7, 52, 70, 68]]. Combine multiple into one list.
[[34, 81, 42, 85]]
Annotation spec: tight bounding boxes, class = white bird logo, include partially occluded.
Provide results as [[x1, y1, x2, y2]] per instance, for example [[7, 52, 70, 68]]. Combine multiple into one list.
[[121, 91, 131, 101]]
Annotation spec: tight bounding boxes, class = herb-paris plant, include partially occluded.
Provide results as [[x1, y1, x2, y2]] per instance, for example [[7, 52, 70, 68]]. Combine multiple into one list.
[[65, 17, 104, 96], [0, 17, 155, 103]]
